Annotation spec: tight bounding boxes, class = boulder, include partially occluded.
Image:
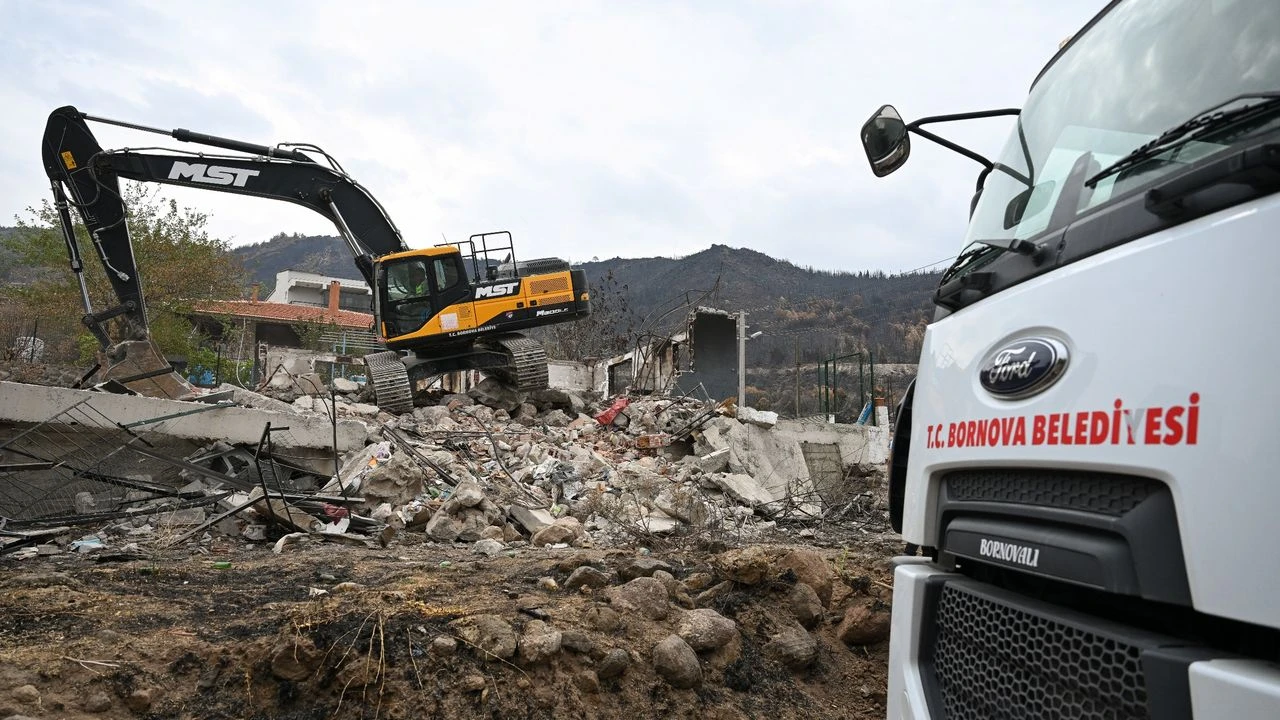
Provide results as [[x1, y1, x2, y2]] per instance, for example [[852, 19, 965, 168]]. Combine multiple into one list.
[[715, 546, 771, 585], [508, 505, 555, 535], [333, 377, 359, 394], [362, 453, 426, 506], [452, 481, 485, 508], [531, 516, 583, 546], [517, 620, 562, 664], [565, 566, 612, 591], [766, 628, 817, 670], [597, 648, 631, 679], [676, 609, 739, 652], [788, 582, 825, 629], [468, 378, 522, 412], [604, 576, 670, 620], [652, 635, 701, 688], [837, 600, 892, 646], [776, 549, 836, 607], [619, 557, 674, 581], [449, 614, 517, 661]]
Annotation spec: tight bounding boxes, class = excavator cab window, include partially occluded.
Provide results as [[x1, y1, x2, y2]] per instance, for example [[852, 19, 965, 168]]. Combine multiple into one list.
[[433, 257, 462, 293], [382, 260, 435, 337]]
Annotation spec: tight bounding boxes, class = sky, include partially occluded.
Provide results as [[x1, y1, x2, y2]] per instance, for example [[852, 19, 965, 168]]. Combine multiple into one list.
[[1, 0, 1106, 275]]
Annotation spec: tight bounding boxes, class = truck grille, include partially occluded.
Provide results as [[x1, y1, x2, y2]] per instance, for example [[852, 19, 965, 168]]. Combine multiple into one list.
[[944, 469, 1160, 516], [932, 582, 1147, 720]]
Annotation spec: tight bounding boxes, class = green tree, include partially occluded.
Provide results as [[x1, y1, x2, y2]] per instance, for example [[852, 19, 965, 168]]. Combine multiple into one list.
[[3, 186, 245, 360]]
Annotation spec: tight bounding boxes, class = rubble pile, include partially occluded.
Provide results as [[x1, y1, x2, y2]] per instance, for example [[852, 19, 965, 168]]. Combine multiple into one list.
[[2, 374, 889, 560]]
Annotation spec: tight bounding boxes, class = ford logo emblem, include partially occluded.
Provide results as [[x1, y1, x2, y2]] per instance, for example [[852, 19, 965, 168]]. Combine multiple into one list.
[[979, 337, 1068, 399]]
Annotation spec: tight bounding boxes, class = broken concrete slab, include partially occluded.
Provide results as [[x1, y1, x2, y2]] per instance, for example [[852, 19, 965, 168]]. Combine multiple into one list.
[[0, 381, 366, 454], [709, 473, 775, 508], [468, 378, 522, 412], [737, 406, 778, 429], [508, 505, 554, 535]]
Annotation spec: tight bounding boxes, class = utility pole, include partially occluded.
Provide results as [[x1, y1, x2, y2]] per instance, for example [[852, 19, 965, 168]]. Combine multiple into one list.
[[737, 310, 746, 409]]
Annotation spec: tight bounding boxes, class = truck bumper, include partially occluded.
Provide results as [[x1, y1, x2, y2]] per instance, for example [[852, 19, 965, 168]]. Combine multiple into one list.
[[885, 562, 1280, 720]]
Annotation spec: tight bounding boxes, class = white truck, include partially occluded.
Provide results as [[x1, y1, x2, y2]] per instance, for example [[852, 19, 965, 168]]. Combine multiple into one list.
[[861, 0, 1280, 718]]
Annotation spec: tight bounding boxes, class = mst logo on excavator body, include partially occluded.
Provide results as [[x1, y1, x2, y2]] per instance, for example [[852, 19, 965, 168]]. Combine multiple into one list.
[[474, 281, 520, 299], [168, 161, 260, 187]]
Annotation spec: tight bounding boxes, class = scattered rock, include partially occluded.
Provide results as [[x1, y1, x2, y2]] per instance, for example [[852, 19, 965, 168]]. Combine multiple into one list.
[[695, 580, 735, 607], [597, 648, 631, 679], [453, 481, 485, 507], [479, 525, 505, 541], [471, 538, 505, 556], [270, 637, 321, 681], [766, 628, 818, 670], [676, 608, 739, 651], [531, 516, 583, 546], [776, 549, 835, 607], [9, 686, 38, 705], [431, 636, 458, 656], [537, 576, 559, 592], [573, 669, 601, 694], [468, 378, 522, 412], [682, 572, 716, 592], [585, 605, 625, 632], [82, 692, 112, 712], [837, 600, 892, 646], [517, 619, 563, 664], [716, 546, 770, 585], [459, 674, 487, 692], [651, 569, 680, 596], [509, 505, 555, 535], [652, 634, 701, 689], [449, 614, 518, 661], [561, 630, 594, 655], [619, 557, 674, 581], [125, 688, 154, 712], [604, 576, 669, 620], [788, 582, 825, 629], [565, 566, 612, 591]]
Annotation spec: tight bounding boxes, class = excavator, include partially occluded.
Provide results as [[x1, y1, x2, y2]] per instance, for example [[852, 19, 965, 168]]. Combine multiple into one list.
[[40, 106, 591, 413]]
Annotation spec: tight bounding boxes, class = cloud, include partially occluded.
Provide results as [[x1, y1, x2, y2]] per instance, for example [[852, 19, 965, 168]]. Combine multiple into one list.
[[0, 0, 1107, 272]]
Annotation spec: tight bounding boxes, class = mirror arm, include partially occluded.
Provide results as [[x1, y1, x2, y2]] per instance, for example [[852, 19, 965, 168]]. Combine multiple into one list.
[[907, 126, 994, 170], [910, 108, 1021, 126]]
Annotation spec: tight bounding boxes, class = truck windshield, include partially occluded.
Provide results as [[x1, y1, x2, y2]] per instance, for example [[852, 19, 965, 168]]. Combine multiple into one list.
[[964, 0, 1280, 253]]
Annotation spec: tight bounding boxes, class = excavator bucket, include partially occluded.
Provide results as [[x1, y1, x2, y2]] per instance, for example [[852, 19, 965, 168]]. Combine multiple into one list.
[[92, 338, 197, 400]]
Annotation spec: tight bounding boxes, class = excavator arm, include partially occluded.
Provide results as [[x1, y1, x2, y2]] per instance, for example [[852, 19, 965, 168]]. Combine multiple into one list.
[[41, 105, 410, 348]]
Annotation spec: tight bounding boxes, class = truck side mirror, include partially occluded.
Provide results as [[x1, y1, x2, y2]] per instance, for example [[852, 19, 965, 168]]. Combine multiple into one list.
[[861, 105, 911, 177]]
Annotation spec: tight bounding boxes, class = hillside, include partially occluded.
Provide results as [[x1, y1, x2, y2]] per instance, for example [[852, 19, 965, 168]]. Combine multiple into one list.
[[232, 232, 359, 294], [227, 233, 942, 361], [1, 226, 938, 367], [231, 235, 939, 365]]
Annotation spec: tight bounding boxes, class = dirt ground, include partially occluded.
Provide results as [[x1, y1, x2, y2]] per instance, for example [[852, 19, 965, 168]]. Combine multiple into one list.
[[0, 534, 895, 720]]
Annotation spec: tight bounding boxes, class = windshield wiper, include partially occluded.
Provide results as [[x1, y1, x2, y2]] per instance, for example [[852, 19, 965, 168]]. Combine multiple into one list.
[[1086, 93, 1280, 188], [939, 243, 1004, 285]]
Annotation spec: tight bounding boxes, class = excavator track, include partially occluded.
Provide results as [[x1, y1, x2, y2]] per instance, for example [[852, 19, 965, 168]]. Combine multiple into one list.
[[485, 334, 549, 391], [363, 350, 414, 414]]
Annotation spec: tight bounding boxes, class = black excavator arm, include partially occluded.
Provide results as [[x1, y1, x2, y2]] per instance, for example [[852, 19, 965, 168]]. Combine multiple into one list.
[[41, 105, 410, 348]]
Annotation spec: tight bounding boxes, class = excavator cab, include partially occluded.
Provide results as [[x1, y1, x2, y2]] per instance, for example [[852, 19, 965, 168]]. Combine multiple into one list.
[[376, 248, 469, 341]]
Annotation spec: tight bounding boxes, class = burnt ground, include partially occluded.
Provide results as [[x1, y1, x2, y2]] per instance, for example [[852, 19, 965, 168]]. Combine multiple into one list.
[[0, 536, 895, 719]]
